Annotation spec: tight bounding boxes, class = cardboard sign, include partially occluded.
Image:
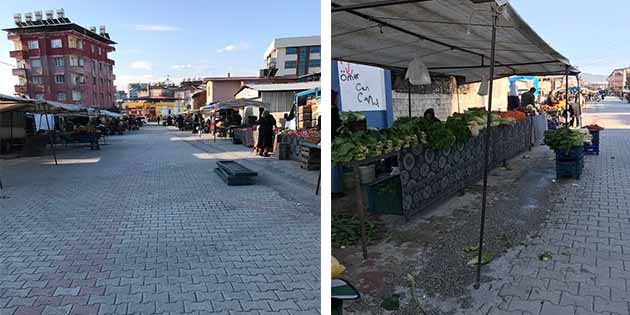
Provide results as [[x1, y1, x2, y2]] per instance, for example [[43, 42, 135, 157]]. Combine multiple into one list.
[[338, 61, 386, 112]]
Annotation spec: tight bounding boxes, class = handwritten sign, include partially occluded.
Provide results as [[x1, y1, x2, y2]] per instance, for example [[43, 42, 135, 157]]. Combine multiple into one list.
[[338, 61, 386, 112]]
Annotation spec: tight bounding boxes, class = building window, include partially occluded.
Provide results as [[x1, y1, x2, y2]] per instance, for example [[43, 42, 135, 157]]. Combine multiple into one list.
[[285, 61, 297, 69], [286, 47, 298, 55], [77, 40, 83, 49], [27, 40, 39, 49], [30, 58, 42, 68], [309, 46, 320, 54], [69, 56, 78, 67], [35, 93, 44, 100], [98, 47, 102, 55], [53, 57, 64, 67], [93, 77, 97, 85], [32, 76, 43, 84], [72, 91, 81, 101], [309, 59, 320, 68], [91, 45, 95, 53], [78, 57, 85, 67], [51, 39, 62, 48], [54, 75, 65, 84], [298, 47, 308, 76], [57, 92, 66, 101]]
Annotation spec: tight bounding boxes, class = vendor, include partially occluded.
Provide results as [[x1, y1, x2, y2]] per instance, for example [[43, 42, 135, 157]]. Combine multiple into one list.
[[424, 108, 440, 123], [521, 87, 536, 106]]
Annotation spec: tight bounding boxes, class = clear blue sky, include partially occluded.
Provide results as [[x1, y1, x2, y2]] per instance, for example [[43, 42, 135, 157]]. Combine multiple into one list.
[[511, 0, 629, 76], [0, 0, 320, 94]]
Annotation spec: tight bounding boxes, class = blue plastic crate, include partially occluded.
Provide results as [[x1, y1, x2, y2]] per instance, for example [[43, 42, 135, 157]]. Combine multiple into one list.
[[556, 146, 584, 161], [584, 130, 600, 155], [556, 158, 583, 179]]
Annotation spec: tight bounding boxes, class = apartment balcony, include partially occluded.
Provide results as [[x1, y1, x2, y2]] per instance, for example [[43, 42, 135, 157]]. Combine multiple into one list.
[[12, 68, 27, 77], [106, 58, 115, 65], [31, 85, 45, 93], [9, 50, 27, 59], [14, 85, 27, 94]]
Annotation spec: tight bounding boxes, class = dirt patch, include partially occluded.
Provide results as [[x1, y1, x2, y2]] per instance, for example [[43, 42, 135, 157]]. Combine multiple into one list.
[[333, 146, 558, 314]]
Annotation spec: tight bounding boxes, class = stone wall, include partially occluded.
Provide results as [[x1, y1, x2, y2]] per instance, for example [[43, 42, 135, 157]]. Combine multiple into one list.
[[391, 77, 511, 121]]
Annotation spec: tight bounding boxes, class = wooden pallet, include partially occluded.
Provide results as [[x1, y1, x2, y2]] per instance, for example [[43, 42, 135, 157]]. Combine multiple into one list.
[[300, 146, 320, 170]]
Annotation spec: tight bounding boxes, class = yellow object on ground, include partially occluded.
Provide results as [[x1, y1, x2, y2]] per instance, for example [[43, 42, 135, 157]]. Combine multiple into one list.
[[332, 256, 346, 278]]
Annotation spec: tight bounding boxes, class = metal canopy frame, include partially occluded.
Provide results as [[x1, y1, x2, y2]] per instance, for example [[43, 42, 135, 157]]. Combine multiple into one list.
[[332, 0, 580, 290], [332, 0, 579, 83]]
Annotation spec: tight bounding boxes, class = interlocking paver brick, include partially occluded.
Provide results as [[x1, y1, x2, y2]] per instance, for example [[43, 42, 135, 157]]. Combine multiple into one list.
[[69, 304, 99, 315], [53, 287, 79, 297], [41, 305, 72, 315], [0, 127, 320, 314]]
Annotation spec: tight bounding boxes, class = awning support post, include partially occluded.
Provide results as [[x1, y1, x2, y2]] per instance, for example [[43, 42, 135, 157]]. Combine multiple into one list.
[[475, 8, 498, 290], [576, 74, 581, 127], [44, 111, 58, 165], [408, 80, 412, 117], [565, 66, 570, 125]]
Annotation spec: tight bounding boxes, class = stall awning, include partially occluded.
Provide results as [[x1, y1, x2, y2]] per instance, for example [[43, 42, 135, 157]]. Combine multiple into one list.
[[332, 0, 579, 83], [0, 94, 89, 113], [212, 99, 270, 110]]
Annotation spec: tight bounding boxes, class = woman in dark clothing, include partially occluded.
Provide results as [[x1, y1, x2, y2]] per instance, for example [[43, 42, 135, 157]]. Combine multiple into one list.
[[257, 111, 276, 157], [424, 108, 441, 123]]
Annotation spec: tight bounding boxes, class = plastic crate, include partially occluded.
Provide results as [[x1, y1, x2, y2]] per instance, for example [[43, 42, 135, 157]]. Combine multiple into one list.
[[555, 147, 583, 179], [555, 146, 584, 161], [367, 175, 403, 215], [583, 130, 600, 155]]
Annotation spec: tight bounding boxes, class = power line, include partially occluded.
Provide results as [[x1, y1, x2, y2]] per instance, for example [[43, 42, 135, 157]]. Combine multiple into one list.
[[0, 60, 17, 68]]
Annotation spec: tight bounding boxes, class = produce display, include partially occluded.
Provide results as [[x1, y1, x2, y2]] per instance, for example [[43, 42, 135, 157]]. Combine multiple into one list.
[[339, 111, 366, 123], [287, 129, 320, 144], [584, 124, 604, 131], [332, 109, 526, 164], [544, 127, 586, 153]]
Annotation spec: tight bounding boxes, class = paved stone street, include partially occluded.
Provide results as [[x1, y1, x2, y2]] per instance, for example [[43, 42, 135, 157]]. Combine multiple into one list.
[[463, 97, 630, 315], [0, 126, 320, 315]]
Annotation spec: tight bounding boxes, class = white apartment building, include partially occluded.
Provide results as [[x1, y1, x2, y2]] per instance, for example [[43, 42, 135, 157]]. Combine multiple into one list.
[[263, 36, 320, 77]]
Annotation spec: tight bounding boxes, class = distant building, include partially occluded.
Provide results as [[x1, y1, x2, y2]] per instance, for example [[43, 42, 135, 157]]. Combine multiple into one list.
[[127, 83, 147, 100], [607, 68, 630, 94], [203, 75, 298, 105], [115, 90, 127, 101], [3, 9, 116, 108], [262, 36, 320, 78], [175, 78, 203, 111]]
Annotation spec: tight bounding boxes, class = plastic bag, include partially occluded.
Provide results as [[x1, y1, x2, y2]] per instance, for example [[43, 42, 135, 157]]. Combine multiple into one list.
[[405, 56, 431, 85], [332, 256, 346, 278]]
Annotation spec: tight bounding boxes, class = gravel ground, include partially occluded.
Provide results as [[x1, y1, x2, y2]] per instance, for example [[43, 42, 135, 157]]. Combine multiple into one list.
[[334, 145, 560, 315]]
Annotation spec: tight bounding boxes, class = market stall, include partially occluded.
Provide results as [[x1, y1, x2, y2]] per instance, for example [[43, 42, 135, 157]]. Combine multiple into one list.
[[0, 94, 90, 188], [332, 0, 580, 287], [206, 99, 269, 144]]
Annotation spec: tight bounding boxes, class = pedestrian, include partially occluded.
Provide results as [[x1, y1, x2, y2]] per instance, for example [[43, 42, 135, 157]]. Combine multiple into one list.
[[521, 87, 536, 107], [257, 110, 276, 157], [157, 115, 161, 126]]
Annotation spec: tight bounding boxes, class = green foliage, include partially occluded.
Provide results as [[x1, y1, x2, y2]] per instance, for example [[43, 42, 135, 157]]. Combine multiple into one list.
[[381, 294, 400, 311], [426, 122, 456, 150], [332, 214, 380, 248], [339, 111, 366, 123], [445, 116, 472, 143], [544, 127, 585, 153]]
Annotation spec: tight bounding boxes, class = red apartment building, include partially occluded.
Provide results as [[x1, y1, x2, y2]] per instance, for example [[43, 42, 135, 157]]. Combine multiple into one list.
[[3, 9, 116, 109]]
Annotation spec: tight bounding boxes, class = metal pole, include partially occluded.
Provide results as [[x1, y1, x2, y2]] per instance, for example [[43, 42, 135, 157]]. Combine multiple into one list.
[[565, 66, 569, 125], [475, 8, 498, 289], [408, 80, 412, 117], [355, 166, 368, 260], [44, 111, 58, 165], [576, 74, 581, 127]]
